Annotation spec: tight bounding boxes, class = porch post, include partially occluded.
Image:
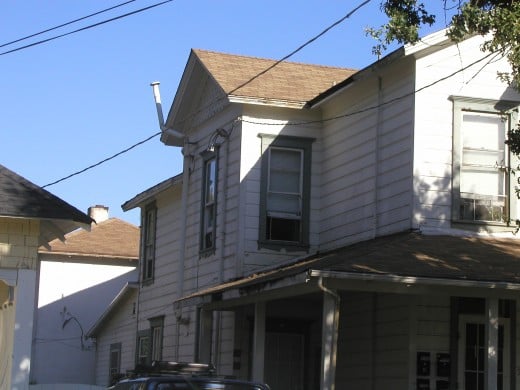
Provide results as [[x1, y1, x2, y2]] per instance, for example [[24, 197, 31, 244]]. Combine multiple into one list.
[[252, 302, 266, 383], [320, 285, 340, 390], [198, 308, 213, 364], [486, 298, 499, 390]]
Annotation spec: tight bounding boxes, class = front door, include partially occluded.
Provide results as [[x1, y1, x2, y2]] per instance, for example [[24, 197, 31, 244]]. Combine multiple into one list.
[[458, 315, 510, 390], [264, 332, 304, 390]]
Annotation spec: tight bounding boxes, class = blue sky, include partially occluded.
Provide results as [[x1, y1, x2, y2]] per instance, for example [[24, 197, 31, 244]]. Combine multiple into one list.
[[0, 0, 455, 226]]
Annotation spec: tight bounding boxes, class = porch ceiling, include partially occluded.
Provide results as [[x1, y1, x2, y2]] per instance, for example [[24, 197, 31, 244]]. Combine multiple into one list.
[[176, 231, 520, 306]]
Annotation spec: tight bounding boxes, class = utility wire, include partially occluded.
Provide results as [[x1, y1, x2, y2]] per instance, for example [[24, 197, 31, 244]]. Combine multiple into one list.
[[42, 132, 160, 188], [240, 50, 498, 127], [41, 0, 372, 188], [175, 0, 372, 129], [0, 0, 136, 49], [0, 0, 174, 56], [40, 1, 497, 189]]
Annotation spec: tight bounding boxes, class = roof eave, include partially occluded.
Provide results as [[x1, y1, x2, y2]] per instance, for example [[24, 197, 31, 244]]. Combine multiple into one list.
[[86, 282, 139, 337], [228, 95, 307, 109], [122, 174, 183, 211], [308, 29, 454, 108]]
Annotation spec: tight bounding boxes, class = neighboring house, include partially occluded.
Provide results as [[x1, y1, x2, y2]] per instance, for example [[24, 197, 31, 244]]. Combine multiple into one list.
[[32, 206, 139, 386], [0, 164, 93, 390], [121, 29, 520, 390], [87, 281, 139, 386]]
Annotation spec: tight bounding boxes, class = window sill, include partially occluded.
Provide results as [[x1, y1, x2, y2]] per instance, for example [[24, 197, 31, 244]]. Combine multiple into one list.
[[141, 278, 154, 286], [199, 247, 216, 259], [258, 240, 309, 253], [451, 219, 517, 233]]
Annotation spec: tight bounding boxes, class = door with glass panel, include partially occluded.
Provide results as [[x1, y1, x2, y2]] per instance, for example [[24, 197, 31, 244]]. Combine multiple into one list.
[[458, 315, 509, 390]]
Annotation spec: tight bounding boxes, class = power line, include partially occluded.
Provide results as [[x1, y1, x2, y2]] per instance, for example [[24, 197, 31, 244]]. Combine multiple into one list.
[[240, 50, 498, 127], [0, 0, 136, 49], [41, 0, 373, 188], [0, 0, 174, 56], [175, 0, 373, 129], [42, 132, 160, 188]]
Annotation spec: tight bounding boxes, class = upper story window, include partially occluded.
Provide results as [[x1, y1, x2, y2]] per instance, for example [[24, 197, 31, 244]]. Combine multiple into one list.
[[200, 151, 217, 255], [142, 203, 157, 283], [452, 98, 519, 226], [259, 134, 314, 251]]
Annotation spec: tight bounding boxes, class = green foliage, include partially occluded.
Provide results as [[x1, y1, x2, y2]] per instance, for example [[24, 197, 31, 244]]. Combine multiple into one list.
[[369, 1, 520, 89], [366, 1, 435, 57]]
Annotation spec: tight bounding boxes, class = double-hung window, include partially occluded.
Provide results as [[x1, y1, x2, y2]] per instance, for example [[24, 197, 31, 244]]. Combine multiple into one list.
[[142, 203, 157, 283], [259, 135, 313, 250], [136, 331, 150, 365], [452, 98, 518, 225], [150, 316, 164, 362], [200, 151, 217, 255], [109, 342, 122, 381]]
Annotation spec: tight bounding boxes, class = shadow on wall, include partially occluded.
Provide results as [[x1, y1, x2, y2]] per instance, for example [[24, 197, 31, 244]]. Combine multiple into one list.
[[31, 269, 138, 385]]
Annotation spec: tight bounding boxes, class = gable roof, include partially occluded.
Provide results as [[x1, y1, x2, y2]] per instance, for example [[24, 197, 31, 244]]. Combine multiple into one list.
[[163, 49, 357, 144], [38, 218, 139, 265], [0, 164, 93, 244], [86, 281, 138, 337], [193, 49, 356, 105], [122, 173, 182, 211]]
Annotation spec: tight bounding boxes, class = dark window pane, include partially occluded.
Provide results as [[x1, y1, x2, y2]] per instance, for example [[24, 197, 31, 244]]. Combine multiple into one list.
[[267, 217, 300, 242]]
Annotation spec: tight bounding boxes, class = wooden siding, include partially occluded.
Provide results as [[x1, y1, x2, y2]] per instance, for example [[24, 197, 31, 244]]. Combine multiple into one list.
[[93, 290, 137, 386], [136, 184, 182, 362], [0, 217, 39, 270], [413, 35, 520, 228], [336, 292, 411, 389], [319, 59, 415, 251], [239, 105, 323, 273]]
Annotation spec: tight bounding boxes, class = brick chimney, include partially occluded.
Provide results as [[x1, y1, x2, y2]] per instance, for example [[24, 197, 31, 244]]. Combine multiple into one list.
[[88, 205, 109, 223]]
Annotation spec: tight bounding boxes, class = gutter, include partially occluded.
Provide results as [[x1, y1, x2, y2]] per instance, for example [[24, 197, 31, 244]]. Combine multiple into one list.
[[307, 269, 520, 291]]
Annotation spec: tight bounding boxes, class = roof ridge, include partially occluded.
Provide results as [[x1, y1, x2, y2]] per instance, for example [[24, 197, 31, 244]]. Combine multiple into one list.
[[192, 48, 357, 72]]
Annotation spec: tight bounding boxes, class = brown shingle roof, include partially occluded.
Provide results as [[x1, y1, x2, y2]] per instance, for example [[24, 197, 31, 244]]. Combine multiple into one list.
[[193, 49, 357, 105], [176, 231, 520, 304], [39, 218, 139, 262]]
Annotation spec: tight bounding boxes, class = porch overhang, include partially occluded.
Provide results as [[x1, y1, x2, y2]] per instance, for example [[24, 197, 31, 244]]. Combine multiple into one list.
[[175, 230, 520, 310]]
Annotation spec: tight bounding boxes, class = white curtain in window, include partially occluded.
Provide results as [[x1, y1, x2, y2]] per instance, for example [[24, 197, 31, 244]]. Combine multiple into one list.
[[460, 112, 506, 197], [267, 148, 302, 215]]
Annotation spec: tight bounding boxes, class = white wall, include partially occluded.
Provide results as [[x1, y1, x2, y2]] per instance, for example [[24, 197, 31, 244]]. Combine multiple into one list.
[[318, 58, 416, 251], [38, 262, 135, 307]]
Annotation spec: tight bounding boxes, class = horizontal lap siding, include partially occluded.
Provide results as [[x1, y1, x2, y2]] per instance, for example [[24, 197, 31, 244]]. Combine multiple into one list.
[[240, 106, 323, 272], [337, 292, 411, 390], [137, 185, 182, 361], [320, 61, 415, 251], [94, 291, 137, 386]]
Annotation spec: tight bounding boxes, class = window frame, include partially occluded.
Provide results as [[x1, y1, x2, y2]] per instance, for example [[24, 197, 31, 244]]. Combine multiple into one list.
[[451, 97, 519, 228], [141, 202, 157, 284], [136, 330, 150, 366], [258, 134, 314, 251], [149, 316, 164, 362], [109, 342, 122, 382], [200, 150, 218, 256]]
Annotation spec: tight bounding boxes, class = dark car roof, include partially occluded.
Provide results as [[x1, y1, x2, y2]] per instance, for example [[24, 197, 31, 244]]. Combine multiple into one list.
[[111, 375, 270, 390]]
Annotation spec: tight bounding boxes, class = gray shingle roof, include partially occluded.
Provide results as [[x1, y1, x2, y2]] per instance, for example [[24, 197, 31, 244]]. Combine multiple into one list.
[[0, 164, 93, 243]]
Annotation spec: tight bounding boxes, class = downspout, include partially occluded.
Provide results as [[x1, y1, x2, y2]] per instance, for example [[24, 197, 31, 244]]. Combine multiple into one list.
[[214, 123, 233, 370], [150, 82, 187, 361], [318, 277, 340, 390]]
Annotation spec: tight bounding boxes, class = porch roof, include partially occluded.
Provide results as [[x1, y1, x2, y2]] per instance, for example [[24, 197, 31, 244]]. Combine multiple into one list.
[[176, 231, 520, 305]]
